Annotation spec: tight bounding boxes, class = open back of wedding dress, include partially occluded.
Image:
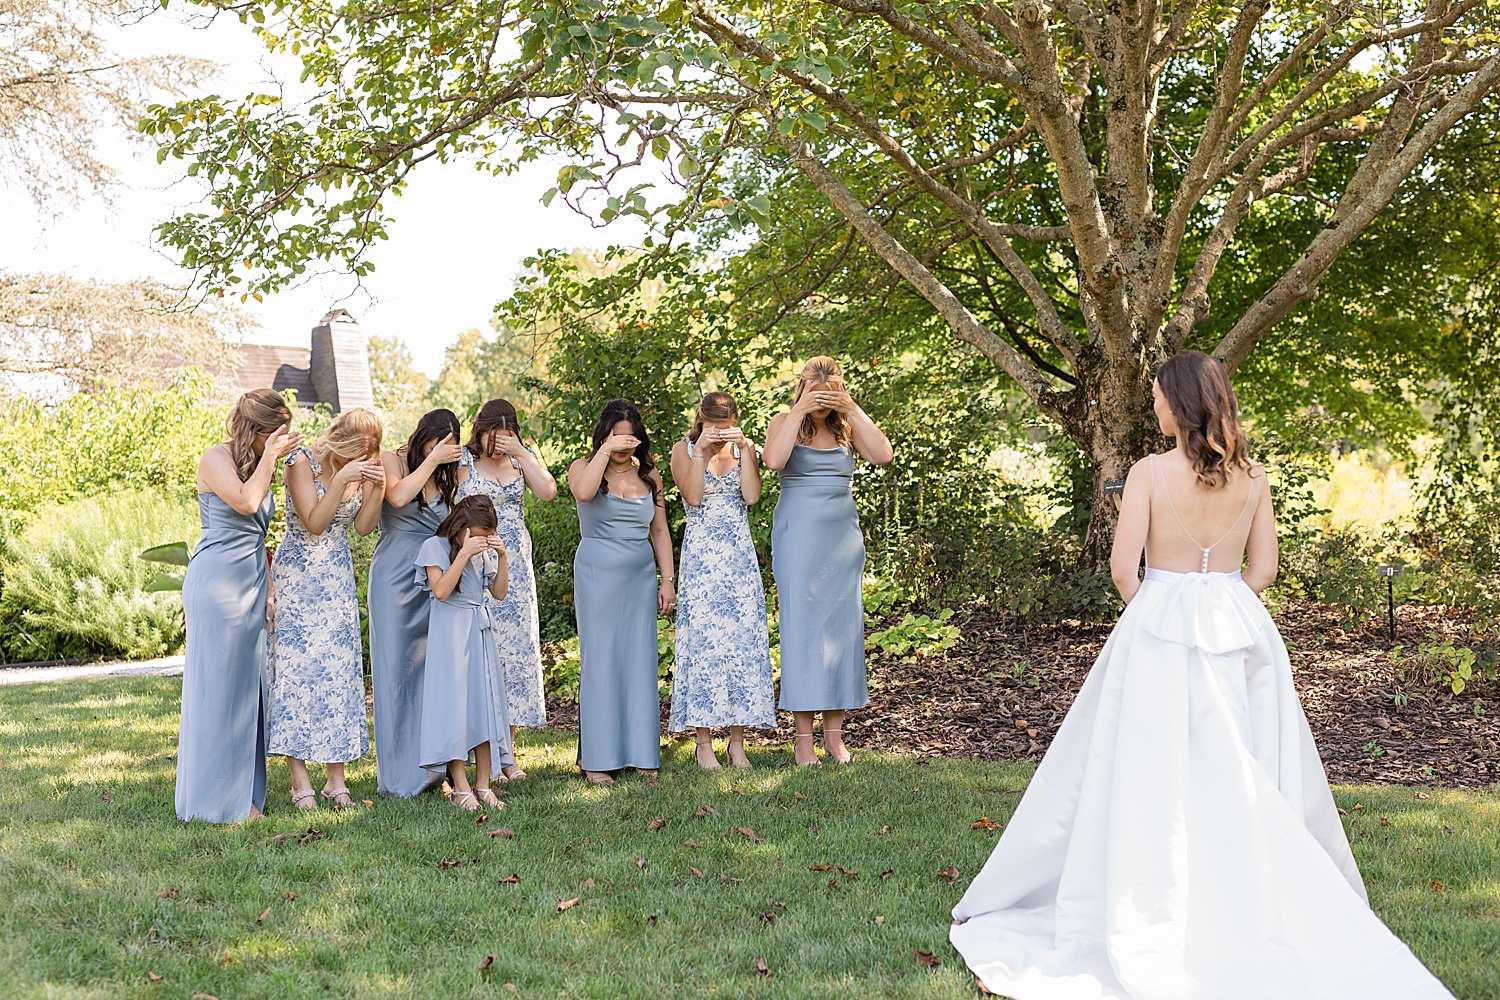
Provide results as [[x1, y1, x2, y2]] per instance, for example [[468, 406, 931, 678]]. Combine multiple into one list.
[[950, 456, 1455, 1000]]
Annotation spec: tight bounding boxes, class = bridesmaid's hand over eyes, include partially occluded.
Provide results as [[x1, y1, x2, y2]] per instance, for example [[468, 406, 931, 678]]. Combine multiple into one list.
[[493, 433, 528, 458], [333, 459, 372, 486], [264, 424, 303, 462], [428, 433, 463, 465], [458, 533, 492, 560], [815, 390, 855, 415], [486, 535, 507, 556], [361, 460, 386, 489], [603, 433, 640, 457]]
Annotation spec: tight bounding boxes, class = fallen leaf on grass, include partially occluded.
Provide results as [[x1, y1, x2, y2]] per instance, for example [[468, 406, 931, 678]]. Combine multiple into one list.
[[1351, 803, 1364, 811], [330, 801, 344, 813], [297, 828, 326, 846], [771, 900, 788, 910], [256, 906, 271, 923], [476, 813, 487, 825], [269, 835, 284, 844], [793, 791, 805, 801], [838, 867, 858, 877], [1416, 791, 1432, 800], [913, 949, 941, 968], [972, 817, 1002, 830], [1379, 816, 1391, 828], [761, 911, 777, 924], [876, 825, 891, 835], [689, 866, 705, 879], [503, 984, 517, 994], [937, 866, 960, 883], [581, 878, 596, 889], [874, 915, 885, 927], [474, 953, 497, 971], [636, 857, 647, 869], [283, 891, 296, 900], [880, 869, 894, 880], [556, 897, 580, 913], [1431, 881, 1445, 893], [192, 993, 220, 1000], [682, 838, 699, 848], [826, 880, 840, 891], [101, 791, 113, 803], [361, 799, 374, 808], [719, 873, 743, 884], [736, 827, 762, 842], [647, 818, 669, 831], [646, 914, 658, 926], [582, 837, 590, 847], [158, 888, 180, 899], [498, 874, 521, 885], [809, 864, 832, 872], [754, 956, 771, 978], [147, 972, 162, 982], [695, 804, 716, 818], [438, 860, 466, 869], [488, 828, 515, 839]]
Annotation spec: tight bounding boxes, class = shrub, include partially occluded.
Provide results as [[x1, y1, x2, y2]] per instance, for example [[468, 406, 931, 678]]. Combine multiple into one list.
[[0, 490, 201, 662]]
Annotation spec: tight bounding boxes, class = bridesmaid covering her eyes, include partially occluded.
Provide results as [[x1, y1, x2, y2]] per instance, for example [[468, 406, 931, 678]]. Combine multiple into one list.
[[762, 357, 893, 767]]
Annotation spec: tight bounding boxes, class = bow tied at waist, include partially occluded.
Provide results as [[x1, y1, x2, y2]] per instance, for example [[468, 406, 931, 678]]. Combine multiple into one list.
[[1138, 569, 1271, 655]]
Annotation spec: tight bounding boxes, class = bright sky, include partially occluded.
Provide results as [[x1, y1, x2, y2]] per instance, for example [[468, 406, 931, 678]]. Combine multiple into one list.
[[0, 7, 648, 378]]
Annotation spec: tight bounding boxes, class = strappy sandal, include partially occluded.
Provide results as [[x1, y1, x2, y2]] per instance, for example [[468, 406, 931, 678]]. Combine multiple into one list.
[[584, 771, 616, 785], [823, 728, 853, 765], [474, 787, 505, 808], [501, 765, 527, 781], [449, 789, 479, 811], [695, 739, 723, 771], [793, 731, 822, 767], [320, 785, 352, 807], [290, 788, 317, 810]]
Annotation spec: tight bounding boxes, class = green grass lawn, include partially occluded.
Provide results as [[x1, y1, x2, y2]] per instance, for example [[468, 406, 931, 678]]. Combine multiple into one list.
[[1, 677, 1497, 999]]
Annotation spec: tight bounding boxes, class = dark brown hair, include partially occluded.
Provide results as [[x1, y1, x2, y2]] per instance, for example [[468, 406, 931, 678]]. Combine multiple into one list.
[[792, 356, 852, 448], [589, 398, 657, 499], [226, 389, 294, 482], [466, 398, 524, 458], [433, 495, 498, 594], [1155, 350, 1250, 489], [404, 408, 462, 509], [688, 391, 739, 444]]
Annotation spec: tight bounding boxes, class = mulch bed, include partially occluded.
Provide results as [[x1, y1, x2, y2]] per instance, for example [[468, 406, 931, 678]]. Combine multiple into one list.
[[546, 602, 1499, 789]]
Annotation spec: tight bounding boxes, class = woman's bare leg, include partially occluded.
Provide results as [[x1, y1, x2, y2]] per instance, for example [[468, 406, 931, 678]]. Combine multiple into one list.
[[822, 710, 851, 763], [793, 711, 818, 766], [694, 728, 722, 771], [727, 726, 750, 770]]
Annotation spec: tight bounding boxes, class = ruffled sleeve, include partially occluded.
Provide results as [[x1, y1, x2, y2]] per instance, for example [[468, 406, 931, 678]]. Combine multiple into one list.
[[413, 535, 452, 592]]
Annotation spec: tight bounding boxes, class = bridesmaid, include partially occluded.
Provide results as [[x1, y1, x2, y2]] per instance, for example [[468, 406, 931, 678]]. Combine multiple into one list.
[[567, 398, 676, 785], [415, 495, 513, 811], [456, 398, 558, 779], [368, 408, 464, 797], [267, 408, 385, 808], [176, 389, 301, 823], [668, 391, 774, 771], [762, 357, 892, 766]]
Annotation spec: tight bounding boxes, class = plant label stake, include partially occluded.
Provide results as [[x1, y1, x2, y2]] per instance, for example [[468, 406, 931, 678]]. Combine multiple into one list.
[[1102, 479, 1126, 512], [1376, 564, 1403, 643]]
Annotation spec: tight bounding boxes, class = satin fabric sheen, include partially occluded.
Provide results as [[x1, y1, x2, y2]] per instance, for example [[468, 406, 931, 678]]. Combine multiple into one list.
[[175, 491, 272, 823], [950, 568, 1455, 1000]]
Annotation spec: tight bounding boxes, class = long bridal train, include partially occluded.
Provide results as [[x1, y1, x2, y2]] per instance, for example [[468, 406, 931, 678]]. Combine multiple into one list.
[[950, 569, 1455, 1000]]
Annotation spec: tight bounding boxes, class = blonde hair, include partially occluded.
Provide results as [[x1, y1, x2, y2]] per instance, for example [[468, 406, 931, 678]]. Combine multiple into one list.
[[791, 356, 851, 447], [310, 408, 383, 469], [226, 389, 293, 482], [688, 391, 739, 444]]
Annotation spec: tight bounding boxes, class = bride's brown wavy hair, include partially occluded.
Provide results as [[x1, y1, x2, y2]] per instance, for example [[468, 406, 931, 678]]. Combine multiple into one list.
[[226, 389, 293, 482], [1155, 350, 1250, 489]]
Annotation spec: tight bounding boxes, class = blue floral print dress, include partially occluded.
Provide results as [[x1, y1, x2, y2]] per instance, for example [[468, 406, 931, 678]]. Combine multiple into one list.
[[457, 447, 547, 728], [668, 440, 775, 732], [266, 448, 370, 763]]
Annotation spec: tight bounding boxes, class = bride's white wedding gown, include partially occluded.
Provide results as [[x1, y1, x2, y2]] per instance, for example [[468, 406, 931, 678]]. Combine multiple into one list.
[[950, 465, 1455, 1000]]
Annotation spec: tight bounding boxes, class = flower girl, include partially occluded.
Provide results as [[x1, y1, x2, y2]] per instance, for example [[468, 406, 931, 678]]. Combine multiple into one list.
[[414, 495, 514, 811]]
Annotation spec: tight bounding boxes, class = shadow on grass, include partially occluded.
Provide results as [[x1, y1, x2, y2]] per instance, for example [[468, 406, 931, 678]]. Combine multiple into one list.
[[0, 677, 1495, 999]]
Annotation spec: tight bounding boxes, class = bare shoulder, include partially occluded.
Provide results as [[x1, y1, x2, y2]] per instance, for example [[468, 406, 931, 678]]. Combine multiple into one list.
[[198, 442, 233, 477], [670, 439, 690, 459], [647, 467, 665, 488], [767, 411, 790, 432], [566, 457, 590, 476]]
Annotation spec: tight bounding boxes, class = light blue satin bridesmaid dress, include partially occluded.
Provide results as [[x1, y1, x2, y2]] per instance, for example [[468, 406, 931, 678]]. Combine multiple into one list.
[[772, 444, 869, 711], [175, 489, 273, 823], [368, 489, 447, 796], [574, 488, 661, 771]]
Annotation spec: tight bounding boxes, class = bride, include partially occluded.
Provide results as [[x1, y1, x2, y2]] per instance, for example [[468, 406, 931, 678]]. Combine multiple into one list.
[[950, 351, 1454, 999]]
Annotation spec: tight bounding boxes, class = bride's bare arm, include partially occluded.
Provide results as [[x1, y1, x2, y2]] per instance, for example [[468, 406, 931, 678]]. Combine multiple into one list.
[[1110, 460, 1152, 605], [1241, 468, 1278, 594]]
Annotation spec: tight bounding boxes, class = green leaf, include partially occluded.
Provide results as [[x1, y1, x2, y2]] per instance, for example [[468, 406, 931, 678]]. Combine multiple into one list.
[[138, 542, 190, 566]]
